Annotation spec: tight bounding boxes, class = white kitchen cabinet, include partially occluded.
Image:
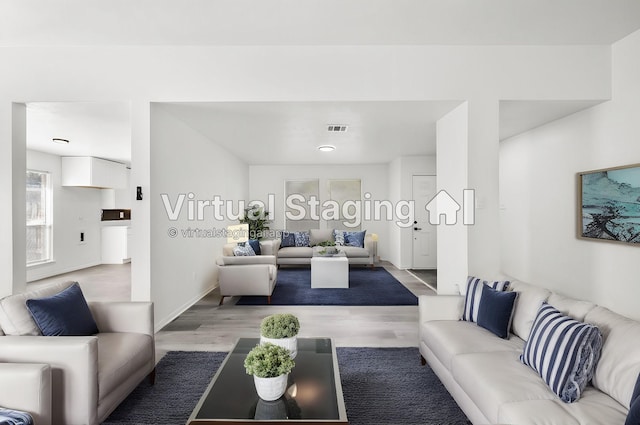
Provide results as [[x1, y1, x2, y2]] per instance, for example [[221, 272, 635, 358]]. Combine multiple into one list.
[[62, 156, 127, 189], [101, 226, 130, 264]]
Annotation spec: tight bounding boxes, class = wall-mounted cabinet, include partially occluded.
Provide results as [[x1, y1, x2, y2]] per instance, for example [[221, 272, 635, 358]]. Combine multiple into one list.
[[61, 156, 127, 189]]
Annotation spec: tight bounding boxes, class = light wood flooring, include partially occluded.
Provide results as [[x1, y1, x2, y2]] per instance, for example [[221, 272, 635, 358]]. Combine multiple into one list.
[[29, 262, 436, 359]]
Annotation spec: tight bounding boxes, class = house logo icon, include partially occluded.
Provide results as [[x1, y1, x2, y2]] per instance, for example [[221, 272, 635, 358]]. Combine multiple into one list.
[[425, 189, 475, 225]]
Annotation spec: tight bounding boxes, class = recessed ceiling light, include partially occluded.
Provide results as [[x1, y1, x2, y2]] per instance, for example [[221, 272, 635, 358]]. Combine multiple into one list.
[[52, 138, 69, 144], [318, 145, 336, 152]]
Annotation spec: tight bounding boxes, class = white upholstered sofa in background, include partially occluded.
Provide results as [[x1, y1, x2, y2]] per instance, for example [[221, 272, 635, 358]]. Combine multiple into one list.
[[419, 280, 640, 425], [0, 281, 155, 425]]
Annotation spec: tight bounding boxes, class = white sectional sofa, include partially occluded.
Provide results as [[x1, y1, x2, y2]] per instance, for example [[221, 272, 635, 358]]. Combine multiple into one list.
[[419, 280, 640, 425]]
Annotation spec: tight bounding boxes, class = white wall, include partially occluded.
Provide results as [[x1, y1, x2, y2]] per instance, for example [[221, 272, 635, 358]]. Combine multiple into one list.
[[436, 104, 469, 294], [500, 30, 640, 321], [150, 104, 249, 330], [249, 164, 389, 259], [386, 156, 437, 269], [0, 43, 612, 313], [26, 150, 103, 282]]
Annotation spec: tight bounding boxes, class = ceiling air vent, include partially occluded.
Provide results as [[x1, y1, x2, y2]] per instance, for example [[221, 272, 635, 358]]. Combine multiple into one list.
[[327, 124, 348, 133]]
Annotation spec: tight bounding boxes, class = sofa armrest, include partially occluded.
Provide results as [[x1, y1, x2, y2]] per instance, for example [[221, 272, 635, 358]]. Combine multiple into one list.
[[364, 235, 377, 260], [219, 255, 277, 266], [88, 302, 154, 336], [418, 295, 464, 323], [0, 336, 98, 425], [0, 363, 51, 425]]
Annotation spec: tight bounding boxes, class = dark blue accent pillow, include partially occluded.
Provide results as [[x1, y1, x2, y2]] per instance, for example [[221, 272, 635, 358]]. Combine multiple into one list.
[[248, 239, 261, 255], [626, 373, 640, 425], [344, 230, 366, 248], [476, 284, 518, 339], [280, 232, 295, 248], [26, 283, 99, 336]]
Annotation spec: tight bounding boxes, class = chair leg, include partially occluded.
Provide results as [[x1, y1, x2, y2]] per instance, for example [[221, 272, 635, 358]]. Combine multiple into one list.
[[267, 295, 271, 304], [148, 368, 156, 385], [219, 296, 225, 306]]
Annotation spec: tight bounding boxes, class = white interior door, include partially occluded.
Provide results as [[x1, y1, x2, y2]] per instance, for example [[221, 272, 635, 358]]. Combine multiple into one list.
[[412, 175, 437, 269]]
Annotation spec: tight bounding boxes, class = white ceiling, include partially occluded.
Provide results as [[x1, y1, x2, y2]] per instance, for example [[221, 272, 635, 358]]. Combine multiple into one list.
[[2, 0, 640, 46], [161, 101, 462, 165], [17, 1, 638, 165], [26, 102, 131, 165]]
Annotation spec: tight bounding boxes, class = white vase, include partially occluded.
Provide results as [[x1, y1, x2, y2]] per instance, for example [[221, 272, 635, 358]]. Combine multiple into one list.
[[260, 335, 298, 359], [254, 374, 289, 401]]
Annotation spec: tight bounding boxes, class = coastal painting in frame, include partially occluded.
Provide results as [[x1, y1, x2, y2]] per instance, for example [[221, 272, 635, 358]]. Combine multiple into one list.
[[579, 163, 640, 245]]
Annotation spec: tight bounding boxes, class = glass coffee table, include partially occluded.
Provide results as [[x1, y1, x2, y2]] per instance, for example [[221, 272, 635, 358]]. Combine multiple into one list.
[[187, 338, 348, 424]]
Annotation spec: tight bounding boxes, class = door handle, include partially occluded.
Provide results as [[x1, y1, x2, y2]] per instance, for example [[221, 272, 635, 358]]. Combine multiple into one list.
[[414, 227, 422, 231]]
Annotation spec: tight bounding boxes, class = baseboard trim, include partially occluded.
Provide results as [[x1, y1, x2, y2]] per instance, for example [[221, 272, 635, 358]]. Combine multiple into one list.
[[154, 285, 217, 333]]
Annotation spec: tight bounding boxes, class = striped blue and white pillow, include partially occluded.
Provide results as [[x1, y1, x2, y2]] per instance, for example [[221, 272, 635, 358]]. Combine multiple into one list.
[[461, 276, 511, 323], [0, 408, 34, 425], [520, 303, 603, 403]]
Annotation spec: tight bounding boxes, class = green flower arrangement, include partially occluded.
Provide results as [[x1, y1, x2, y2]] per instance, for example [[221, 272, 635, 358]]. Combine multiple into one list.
[[244, 343, 295, 378], [317, 240, 336, 247], [260, 313, 300, 339]]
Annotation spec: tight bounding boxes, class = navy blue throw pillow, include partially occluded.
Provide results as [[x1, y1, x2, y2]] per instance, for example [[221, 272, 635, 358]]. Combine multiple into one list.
[[280, 232, 295, 248], [476, 284, 518, 339], [626, 373, 640, 425], [26, 283, 99, 336], [248, 239, 261, 255]]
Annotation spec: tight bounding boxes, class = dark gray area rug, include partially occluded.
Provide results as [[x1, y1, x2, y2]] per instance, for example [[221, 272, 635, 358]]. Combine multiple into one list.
[[103, 348, 470, 425]]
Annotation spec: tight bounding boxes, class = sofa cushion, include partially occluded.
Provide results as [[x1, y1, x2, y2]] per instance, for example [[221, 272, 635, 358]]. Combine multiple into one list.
[[26, 283, 99, 336], [420, 320, 524, 371], [333, 230, 345, 246], [585, 306, 640, 409], [277, 247, 313, 258], [498, 387, 628, 425], [340, 246, 369, 258], [462, 276, 510, 323], [97, 332, 154, 401], [452, 350, 558, 423], [309, 229, 334, 246], [477, 285, 518, 339], [510, 280, 551, 341], [344, 230, 366, 247], [520, 303, 603, 403], [0, 281, 75, 336]]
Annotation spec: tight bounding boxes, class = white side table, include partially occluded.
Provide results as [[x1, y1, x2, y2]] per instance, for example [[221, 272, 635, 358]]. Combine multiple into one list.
[[311, 252, 349, 288]]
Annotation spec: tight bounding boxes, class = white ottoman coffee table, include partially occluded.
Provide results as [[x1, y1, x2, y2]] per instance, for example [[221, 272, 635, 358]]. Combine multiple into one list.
[[311, 251, 349, 288]]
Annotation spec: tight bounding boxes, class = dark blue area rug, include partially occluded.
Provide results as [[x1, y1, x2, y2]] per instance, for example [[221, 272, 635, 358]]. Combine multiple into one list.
[[103, 348, 470, 425], [236, 267, 418, 306]]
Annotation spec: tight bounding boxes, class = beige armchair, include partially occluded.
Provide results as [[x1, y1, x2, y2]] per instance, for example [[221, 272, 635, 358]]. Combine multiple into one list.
[[0, 363, 51, 425], [0, 281, 155, 425], [218, 243, 278, 305]]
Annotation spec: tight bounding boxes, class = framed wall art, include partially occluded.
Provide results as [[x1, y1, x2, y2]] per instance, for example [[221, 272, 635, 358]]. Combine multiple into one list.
[[578, 163, 640, 245]]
